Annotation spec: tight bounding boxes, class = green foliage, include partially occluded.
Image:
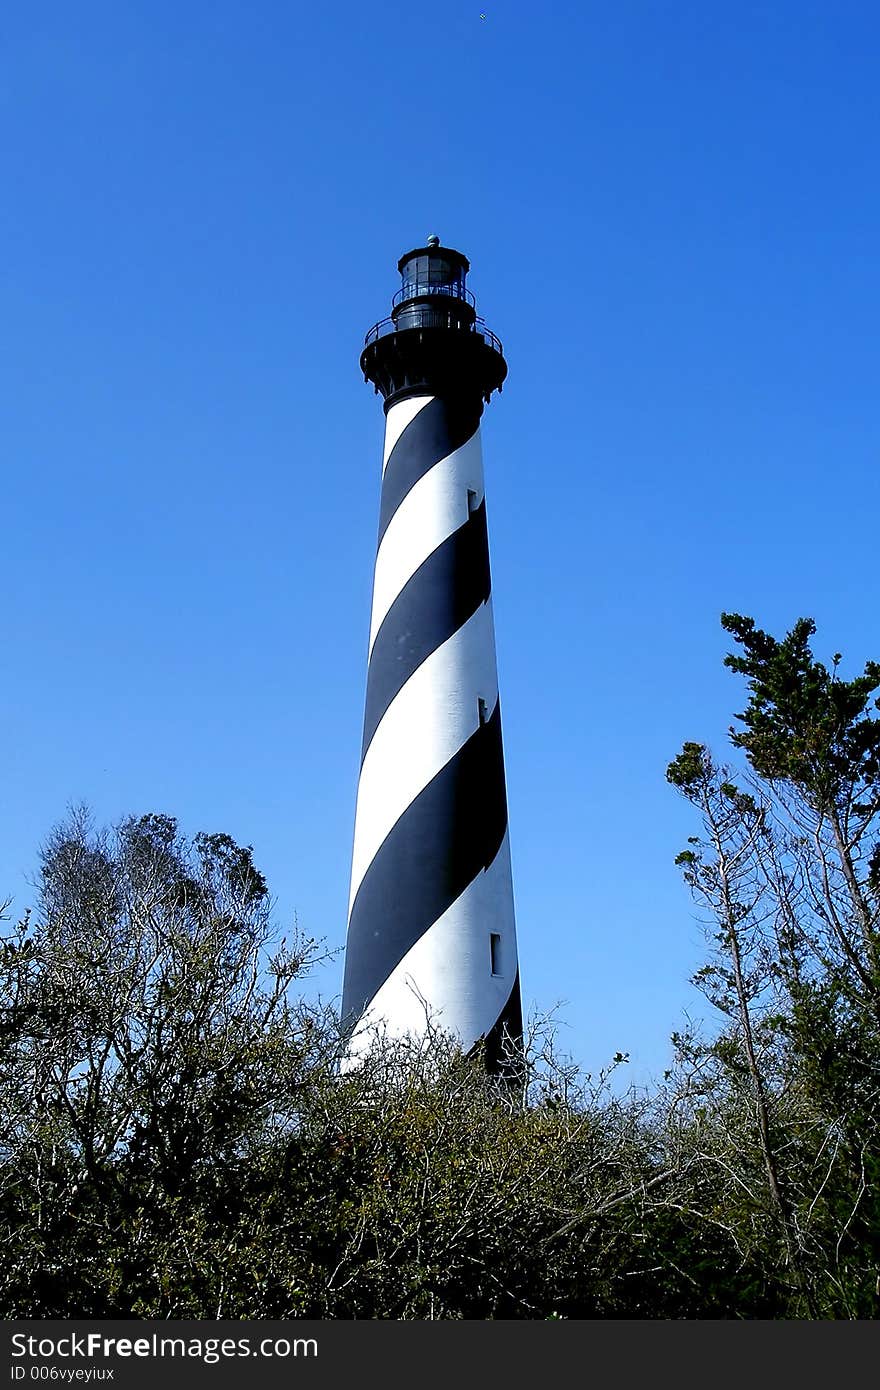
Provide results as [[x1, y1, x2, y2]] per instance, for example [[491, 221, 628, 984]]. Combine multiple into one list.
[[0, 811, 779, 1319], [721, 612, 880, 809], [666, 741, 710, 791], [668, 614, 880, 1318], [4, 611, 880, 1319]]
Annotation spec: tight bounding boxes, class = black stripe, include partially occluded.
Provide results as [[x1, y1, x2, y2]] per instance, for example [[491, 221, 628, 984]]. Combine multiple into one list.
[[479, 970, 523, 1076], [342, 700, 509, 1027], [361, 499, 490, 762], [378, 396, 482, 546]]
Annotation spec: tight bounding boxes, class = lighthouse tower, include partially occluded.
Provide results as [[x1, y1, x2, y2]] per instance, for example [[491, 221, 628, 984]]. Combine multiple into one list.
[[342, 238, 522, 1071]]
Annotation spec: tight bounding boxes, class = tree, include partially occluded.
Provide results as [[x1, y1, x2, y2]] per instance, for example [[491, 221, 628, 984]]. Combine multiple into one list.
[[667, 615, 880, 1316], [0, 809, 333, 1316], [0, 810, 742, 1318], [666, 743, 816, 1313], [7, 666, 879, 1321]]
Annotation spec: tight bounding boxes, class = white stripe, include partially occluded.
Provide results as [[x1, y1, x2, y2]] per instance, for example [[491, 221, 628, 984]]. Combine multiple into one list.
[[369, 430, 484, 654], [345, 831, 517, 1060], [382, 395, 433, 472], [348, 601, 500, 914]]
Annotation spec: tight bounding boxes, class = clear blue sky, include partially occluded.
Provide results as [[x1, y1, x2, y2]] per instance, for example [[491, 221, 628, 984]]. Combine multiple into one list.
[[3, 1, 878, 1085]]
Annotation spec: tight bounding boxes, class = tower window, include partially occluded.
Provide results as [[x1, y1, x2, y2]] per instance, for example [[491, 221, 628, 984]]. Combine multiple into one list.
[[478, 697, 489, 725], [490, 932, 502, 976], [467, 488, 480, 513]]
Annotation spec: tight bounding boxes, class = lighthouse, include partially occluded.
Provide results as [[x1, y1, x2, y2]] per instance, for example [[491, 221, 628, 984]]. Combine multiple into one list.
[[342, 238, 522, 1071]]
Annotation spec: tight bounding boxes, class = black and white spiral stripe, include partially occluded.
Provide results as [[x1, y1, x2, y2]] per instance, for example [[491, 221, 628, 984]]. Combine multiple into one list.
[[343, 393, 522, 1065]]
